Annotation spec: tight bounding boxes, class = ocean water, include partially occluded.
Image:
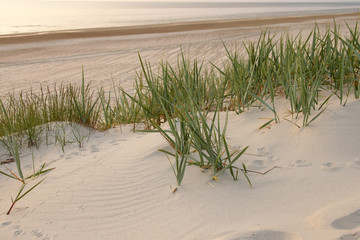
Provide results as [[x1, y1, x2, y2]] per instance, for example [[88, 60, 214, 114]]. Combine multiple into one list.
[[1, 1, 360, 35]]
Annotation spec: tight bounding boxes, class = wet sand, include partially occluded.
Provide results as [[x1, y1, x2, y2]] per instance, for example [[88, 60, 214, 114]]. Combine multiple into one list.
[[0, 12, 359, 45]]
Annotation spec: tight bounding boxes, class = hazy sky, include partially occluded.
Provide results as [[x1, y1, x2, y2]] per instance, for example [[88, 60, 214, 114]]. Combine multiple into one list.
[[58, 0, 358, 1], [14, 0, 360, 2], [71, 0, 360, 1], [6, 0, 360, 3]]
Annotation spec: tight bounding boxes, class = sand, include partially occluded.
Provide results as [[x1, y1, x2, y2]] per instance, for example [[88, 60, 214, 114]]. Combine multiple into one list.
[[0, 14, 360, 240], [1, 12, 359, 95]]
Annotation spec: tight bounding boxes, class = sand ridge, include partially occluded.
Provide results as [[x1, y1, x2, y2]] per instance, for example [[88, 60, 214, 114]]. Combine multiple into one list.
[[0, 96, 359, 239]]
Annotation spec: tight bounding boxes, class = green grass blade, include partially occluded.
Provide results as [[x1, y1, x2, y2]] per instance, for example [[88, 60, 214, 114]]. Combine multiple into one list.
[[0, 170, 17, 180], [16, 178, 45, 203]]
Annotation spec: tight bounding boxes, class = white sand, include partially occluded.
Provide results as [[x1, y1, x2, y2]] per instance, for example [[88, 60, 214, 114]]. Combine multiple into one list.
[[0, 16, 360, 240]]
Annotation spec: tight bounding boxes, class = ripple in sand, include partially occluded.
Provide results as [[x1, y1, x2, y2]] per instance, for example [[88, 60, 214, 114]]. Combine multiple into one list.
[[214, 230, 303, 240]]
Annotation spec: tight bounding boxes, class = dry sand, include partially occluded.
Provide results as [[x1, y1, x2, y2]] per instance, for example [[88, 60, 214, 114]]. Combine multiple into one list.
[[0, 12, 359, 95], [0, 14, 360, 240]]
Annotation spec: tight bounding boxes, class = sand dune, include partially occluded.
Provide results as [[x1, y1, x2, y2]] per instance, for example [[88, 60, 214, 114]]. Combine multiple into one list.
[[0, 96, 359, 240]]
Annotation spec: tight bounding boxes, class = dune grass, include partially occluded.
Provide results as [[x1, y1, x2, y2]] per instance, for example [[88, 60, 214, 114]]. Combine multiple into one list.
[[1, 23, 360, 194]]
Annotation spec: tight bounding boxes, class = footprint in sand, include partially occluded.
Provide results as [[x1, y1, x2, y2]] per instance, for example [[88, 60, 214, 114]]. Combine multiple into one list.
[[256, 147, 271, 157], [348, 159, 360, 169], [247, 160, 267, 170], [246, 147, 279, 170], [0, 221, 12, 229], [332, 209, 360, 230], [337, 232, 360, 240], [13, 228, 23, 236], [214, 230, 303, 240], [31, 230, 44, 238], [91, 147, 100, 153], [289, 159, 312, 168], [321, 162, 342, 172], [42, 237, 54, 240]]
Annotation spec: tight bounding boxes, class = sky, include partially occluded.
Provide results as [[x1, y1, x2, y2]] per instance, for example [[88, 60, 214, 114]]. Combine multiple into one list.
[[5, 0, 360, 3], [11, 0, 360, 2], [65, 0, 360, 1]]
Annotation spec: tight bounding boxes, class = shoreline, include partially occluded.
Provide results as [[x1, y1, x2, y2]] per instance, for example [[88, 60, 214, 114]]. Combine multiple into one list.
[[0, 12, 359, 45]]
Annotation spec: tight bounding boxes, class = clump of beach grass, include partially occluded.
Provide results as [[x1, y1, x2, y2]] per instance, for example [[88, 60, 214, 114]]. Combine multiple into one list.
[[128, 53, 251, 186]]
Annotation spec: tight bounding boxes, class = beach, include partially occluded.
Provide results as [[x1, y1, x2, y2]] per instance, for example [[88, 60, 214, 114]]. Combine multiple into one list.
[[1, 12, 359, 95], [0, 12, 360, 240]]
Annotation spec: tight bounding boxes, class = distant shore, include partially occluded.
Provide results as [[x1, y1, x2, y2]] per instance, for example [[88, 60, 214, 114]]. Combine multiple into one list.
[[0, 12, 359, 45]]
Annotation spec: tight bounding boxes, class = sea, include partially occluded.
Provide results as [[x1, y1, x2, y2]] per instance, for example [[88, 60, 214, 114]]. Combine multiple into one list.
[[1, 1, 360, 35]]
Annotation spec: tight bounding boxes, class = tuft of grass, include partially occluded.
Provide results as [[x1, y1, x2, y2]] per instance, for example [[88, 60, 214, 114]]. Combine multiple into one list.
[[7, 179, 45, 215], [160, 118, 192, 186], [130, 52, 251, 186], [70, 67, 101, 127], [0, 146, 54, 215]]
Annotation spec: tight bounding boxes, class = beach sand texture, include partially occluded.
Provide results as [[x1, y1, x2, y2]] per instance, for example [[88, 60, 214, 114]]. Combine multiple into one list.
[[1, 12, 359, 95], [0, 13, 360, 240]]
